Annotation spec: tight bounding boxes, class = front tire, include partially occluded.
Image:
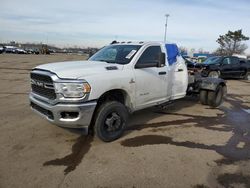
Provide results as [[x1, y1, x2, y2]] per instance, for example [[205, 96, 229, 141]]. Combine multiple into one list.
[[94, 101, 128, 142], [244, 72, 250, 80], [208, 71, 220, 78]]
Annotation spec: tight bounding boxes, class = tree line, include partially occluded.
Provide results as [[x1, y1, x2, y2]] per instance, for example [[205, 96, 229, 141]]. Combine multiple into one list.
[[180, 29, 249, 56]]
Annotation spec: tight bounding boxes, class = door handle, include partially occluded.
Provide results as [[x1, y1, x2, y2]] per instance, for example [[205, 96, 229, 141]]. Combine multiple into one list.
[[158, 71, 167, 75], [178, 69, 183, 72]]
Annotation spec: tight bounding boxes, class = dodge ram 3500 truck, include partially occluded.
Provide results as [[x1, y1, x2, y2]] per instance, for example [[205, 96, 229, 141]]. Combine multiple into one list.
[[29, 42, 227, 142]]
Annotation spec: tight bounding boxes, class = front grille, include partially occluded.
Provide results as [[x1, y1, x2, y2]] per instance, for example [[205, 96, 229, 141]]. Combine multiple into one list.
[[30, 102, 54, 120], [30, 72, 56, 100], [31, 72, 53, 83]]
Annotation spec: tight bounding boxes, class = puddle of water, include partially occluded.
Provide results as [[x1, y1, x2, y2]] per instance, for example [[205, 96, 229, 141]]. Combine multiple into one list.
[[121, 135, 216, 150], [243, 109, 250, 114], [122, 94, 250, 165], [43, 135, 93, 175], [121, 133, 250, 166], [217, 173, 250, 188]]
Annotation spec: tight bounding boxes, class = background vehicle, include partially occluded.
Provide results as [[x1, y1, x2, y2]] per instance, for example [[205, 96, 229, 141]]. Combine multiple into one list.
[[15, 48, 27, 54], [201, 56, 250, 80], [183, 56, 202, 75], [29, 42, 227, 142], [26, 48, 40, 54], [3, 46, 17, 53]]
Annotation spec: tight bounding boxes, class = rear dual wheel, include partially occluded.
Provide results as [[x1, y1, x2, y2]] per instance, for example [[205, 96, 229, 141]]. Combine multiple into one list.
[[200, 90, 208, 105], [200, 85, 225, 107], [207, 85, 224, 107]]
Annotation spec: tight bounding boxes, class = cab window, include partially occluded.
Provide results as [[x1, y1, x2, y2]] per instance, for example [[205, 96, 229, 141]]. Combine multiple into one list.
[[137, 46, 161, 65], [230, 57, 239, 65], [222, 58, 231, 65]]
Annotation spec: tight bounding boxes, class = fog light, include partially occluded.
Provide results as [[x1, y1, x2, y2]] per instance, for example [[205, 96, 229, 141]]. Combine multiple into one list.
[[61, 112, 79, 119]]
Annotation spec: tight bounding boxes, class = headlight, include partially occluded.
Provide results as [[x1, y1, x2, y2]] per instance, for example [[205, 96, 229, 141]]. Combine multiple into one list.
[[54, 82, 91, 98]]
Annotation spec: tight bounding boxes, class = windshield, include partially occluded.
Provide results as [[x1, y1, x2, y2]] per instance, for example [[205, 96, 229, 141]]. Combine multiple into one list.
[[89, 45, 141, 64], [203, 57, 222, 64]]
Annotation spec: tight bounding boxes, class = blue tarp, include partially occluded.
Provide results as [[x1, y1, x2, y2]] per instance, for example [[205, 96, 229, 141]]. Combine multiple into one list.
[[165, 44, 179, 66]]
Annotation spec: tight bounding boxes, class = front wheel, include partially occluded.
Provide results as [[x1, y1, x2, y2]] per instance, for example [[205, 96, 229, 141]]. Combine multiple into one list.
[[208, 71, 220, 78], [94, 101, 128, 142], [244, 72, 250, 80]]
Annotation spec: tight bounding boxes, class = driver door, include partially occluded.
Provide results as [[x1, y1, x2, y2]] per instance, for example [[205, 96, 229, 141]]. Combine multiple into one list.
[[220, 57, 232, 77], [134, 46, 168, 109]]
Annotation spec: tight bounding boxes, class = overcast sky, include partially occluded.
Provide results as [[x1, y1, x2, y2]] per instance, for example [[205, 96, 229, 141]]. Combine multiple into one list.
[[1, 0, 250, 53]]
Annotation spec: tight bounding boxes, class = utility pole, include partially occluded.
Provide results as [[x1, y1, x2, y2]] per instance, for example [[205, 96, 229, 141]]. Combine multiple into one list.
[[164, 14, 170, 43]]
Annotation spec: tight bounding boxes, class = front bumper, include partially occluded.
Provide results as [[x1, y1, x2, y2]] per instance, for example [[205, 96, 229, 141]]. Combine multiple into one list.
[[29, 93, 97, 128]]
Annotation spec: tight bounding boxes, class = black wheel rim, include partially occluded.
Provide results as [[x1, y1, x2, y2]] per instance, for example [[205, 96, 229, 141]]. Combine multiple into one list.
[[103, 112, 123, 133], [209, 71, 219, 78]]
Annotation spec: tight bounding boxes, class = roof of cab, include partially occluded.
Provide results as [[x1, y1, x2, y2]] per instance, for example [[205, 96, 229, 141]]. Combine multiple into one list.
[[110, 41, 165, 46]]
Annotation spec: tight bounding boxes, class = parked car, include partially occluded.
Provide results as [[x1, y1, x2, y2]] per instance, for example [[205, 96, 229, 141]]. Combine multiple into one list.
[[201, 56, 250, 80], [26, 48, 39, 54], [0, 47, 3, 54], [15, 48, 27, 54], [4, 46, 17, 53], [26, 49, 35, 54], [183, 56, 202, 74]]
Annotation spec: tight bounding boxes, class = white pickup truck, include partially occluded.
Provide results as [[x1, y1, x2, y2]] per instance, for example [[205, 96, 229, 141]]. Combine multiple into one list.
[[29, 42, 226, 141]]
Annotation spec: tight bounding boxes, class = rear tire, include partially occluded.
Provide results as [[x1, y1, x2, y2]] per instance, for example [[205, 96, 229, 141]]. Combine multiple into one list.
[[208, 71, 220, 78], [200, 90, 208, 105], [94, 101, 128, 142], [207, 85, 224, 107]]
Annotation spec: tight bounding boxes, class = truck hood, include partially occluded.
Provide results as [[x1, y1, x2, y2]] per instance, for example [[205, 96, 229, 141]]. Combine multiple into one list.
[[35, 60, 123, 79]]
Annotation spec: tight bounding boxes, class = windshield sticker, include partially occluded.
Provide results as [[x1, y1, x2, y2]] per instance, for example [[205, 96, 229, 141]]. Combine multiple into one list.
[[125, 50, 137, 59]]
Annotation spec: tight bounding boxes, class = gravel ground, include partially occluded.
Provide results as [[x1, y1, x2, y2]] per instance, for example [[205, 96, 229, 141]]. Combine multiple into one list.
[[0, 54, 249, 188]]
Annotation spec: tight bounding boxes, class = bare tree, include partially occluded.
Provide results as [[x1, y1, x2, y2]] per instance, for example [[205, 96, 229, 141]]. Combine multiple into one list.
[[216, 29, 249, 55]]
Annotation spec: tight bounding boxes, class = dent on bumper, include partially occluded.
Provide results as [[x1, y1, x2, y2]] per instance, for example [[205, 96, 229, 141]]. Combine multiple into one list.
[[29, 93, 97, 128]]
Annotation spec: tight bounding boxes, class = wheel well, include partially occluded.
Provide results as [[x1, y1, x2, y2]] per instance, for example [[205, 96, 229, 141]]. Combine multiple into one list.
[[97, 89, 126, 106], [199, 79, 226, 92], [209, 70, 220, 74], [89, 89, 129, 131]]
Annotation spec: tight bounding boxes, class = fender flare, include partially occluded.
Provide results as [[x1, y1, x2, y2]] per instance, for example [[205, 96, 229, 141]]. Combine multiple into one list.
[[198, 77, 226, 91]]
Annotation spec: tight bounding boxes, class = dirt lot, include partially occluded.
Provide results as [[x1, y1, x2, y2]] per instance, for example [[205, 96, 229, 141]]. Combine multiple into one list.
[[0, 54, 249, 188]]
